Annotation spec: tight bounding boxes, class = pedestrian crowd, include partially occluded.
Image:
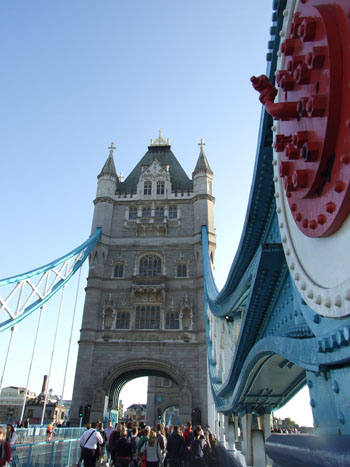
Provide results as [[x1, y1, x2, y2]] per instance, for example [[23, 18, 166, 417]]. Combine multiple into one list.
[[79, 420, 222, 467]]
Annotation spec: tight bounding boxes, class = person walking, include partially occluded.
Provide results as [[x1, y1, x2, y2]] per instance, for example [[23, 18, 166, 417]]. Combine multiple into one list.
[[79, 422, 104, 467], [141, 430, 164, 467], [0, 427, 11, 466], [189, 429, 206, 466], [6, 424, 18, 445], [104, 420, 114, 465], [112, 428, 132, 467], [165, 425, 186, 467]]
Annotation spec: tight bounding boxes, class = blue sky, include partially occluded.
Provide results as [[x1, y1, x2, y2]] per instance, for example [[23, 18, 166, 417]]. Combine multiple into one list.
[[0, 1, 312, 426]]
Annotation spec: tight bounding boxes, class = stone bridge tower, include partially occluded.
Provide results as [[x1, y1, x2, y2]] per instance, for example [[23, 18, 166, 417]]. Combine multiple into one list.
[[71, 132, 216, 426]]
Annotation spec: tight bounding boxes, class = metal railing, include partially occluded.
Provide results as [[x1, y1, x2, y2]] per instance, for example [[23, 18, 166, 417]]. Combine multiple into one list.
[[13, 427, 85, 444], [11, 438, 82, 466]]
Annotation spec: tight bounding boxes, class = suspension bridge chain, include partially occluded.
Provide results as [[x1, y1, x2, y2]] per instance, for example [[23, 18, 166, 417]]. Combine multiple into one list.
[[0, 228, 101, 332]]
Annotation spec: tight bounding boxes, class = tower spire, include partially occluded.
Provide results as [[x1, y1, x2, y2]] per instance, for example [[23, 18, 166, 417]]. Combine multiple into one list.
[[98, 142, 117, 178]]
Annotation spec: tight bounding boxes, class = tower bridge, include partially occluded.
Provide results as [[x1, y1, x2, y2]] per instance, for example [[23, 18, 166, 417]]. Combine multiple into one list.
[[1, 0, 350, 466]]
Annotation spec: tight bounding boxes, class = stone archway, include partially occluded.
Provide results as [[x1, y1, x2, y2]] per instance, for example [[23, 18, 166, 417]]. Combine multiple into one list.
[[97, 358, 193, 425]]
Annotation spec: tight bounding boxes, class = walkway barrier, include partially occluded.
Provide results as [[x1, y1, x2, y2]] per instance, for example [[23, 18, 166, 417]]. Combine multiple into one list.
[[10, 438, 81, 466], [14, 427, 85, 444]]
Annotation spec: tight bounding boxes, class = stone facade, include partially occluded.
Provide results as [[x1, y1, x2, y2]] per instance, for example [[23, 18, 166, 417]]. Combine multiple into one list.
[[71, 134, 216, 426]]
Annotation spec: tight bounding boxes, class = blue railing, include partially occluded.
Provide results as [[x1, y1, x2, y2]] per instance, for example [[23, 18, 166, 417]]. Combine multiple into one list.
[[11, 438, 81, 466], [13, 427, 85, 444]]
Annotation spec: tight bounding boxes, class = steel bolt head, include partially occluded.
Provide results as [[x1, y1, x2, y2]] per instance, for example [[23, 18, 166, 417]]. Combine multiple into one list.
[[292, 169, 308, 189], [286, 143, 300, 160], [309, 219, 317, 229], [298, 17, 318, 42], [294, 63, 311, 84], [301, 142, 318, 162], [293, 131, 309, 148], [306, 95, 327, 117], [317, 214, 326, 225], [281, 39, 296, 56], [279, 161, 291, 177], [307, 46, 327, 69], [334, 180, 345, 193]]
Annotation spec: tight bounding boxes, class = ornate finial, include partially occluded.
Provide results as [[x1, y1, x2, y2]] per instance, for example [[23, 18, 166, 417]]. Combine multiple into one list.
[[119, 171, 124, 182], [108, 142, 116, 156], [150, 130, 169, 146], [198, 138, 205, 151]]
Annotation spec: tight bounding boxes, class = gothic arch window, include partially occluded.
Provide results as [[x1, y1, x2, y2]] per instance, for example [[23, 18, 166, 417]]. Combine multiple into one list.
[[165, 310, 180, 329], [113, 262, 124, 278], [169, 206, 177, 219], [142, 207, 151, 217], [129, 207, 137, 219], [155, 206, 164, 217], [157, 181, 165, 195], [115, 311, 130, 329], [139, 255, 162, 277], [135, 305, 160, 329], [176, 262, 187, 278], [144, 181, 152, 195]]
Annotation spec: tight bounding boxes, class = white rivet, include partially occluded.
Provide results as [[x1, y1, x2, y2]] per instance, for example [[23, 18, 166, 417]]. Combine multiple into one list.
[[301, 282, 307, 291], [277, 207, 282, 213], [345, 290, 350, 301], [275, 192, 280, 198], [315, 296, 322, 305], [277, 51, 282, 57], [335, 296, 342, 307], [290, 263, 295, 270], [272, 159, 278, 166], [280, 30, 285, 37], [274, 176, 279, 183], [282, 235, 287, 243], [286, 249, 291, 256], [279, 222, 284, 228], [307, 290, 314, 299], [294, 273, 300, 281], [325, 298, 331, 308], [283, 9, 289, 16]]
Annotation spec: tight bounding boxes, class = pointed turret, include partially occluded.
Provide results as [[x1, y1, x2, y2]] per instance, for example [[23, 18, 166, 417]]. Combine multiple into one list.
[[193, 138, 213, 176], [192, 138, 214, 233], [98, 142, 118, 179], [96, 143, 118, 198], [92, 142, 118, 236]]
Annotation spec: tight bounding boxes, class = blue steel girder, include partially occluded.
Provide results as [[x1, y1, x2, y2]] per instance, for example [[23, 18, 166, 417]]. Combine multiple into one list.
[[0, 228, 101, 331]]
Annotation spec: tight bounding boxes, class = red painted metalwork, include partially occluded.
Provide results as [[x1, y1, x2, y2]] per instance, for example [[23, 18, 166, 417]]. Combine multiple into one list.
[[251, 0, 350, 238]]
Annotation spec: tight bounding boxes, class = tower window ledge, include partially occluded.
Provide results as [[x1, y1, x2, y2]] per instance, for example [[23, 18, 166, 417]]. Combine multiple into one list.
[[132, 276, 166, 285]]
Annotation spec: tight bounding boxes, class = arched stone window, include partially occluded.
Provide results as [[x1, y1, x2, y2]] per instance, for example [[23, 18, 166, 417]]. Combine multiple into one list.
[[113, 262, 124, 278], [165, 311, 180, 329], [144, 181, 152, 195], [115, 311, 130, 329], [157, 181, 165, 195], [139, 255, 161, 277], [135, 305, 160, 329], [176, 263, 187, 278]]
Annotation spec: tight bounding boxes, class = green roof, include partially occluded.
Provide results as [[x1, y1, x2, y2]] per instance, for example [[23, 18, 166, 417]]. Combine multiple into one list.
[[117, 144, 193, 194]]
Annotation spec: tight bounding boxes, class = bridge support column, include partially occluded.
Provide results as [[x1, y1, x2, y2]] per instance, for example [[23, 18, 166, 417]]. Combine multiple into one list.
[[225, 414, 235, 451], [241, 412, 253, 466], [258, 412, 271, 441], [234, 415, 239, 444]]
